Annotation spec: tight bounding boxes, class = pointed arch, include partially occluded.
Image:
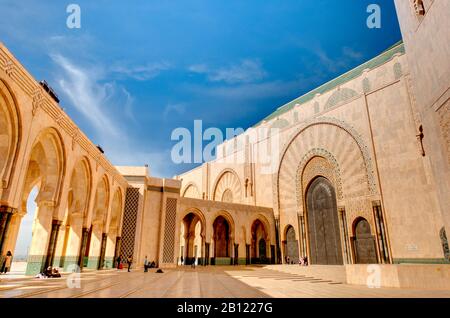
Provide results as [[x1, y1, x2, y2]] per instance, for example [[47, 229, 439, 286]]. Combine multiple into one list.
[[0, 79, 21, 192], [181, 182, 201, 199], [20, 127, 66, 211]]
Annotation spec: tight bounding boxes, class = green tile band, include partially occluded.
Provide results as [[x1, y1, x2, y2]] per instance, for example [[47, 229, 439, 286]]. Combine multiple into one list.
[[86, 256, 100, 269], [393, 258, 449, 264], [25, 255, 46, 276], [103, 257, 114, 269]]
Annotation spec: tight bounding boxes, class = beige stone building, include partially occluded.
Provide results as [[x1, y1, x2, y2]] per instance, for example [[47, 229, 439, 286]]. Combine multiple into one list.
[[0, 0, 448, 283]]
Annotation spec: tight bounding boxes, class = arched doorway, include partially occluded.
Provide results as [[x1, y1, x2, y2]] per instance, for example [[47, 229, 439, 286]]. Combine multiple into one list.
[[353, 218, 377, 264], [87, 176, 109, 269], [285, 225, 299, 264], [213, 215, 232, 264], [6, 128, 65, 275], [180, 212, 204, 266], [59, 158, 91, 271], [250, 219, 268, 264], [306, 176, 343, 265]]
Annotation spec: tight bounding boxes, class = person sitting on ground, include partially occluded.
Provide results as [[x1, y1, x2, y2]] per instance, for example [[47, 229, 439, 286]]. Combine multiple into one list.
[[52, 268, 61, 278], [149, 261, 156, 268], [45, 266, 53, 277]]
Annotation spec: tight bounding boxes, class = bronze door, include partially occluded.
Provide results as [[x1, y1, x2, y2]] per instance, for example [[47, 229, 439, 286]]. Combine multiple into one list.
[[354, 218, 377, 264], [285, 226, 299, 263], [306, 177, 343, 265]]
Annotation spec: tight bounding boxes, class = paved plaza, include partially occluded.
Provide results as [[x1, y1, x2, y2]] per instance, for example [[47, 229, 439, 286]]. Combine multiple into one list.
[[1, 266, 449, 298]]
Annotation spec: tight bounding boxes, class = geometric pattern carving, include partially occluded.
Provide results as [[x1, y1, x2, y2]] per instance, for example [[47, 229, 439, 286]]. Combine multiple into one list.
[[324, 88, 358, 109], [295, 149, 343, 212], [120, 187, 139, 260], [362, 78, 371, 93], [393, 62, 403, 80], [274, 116, 378, 218], [438, 101, 450, 167], [271, 118, 290, 129], [213, 170, 242, 203], [413, 0, 425, 16], [162, 198, 177, 263]]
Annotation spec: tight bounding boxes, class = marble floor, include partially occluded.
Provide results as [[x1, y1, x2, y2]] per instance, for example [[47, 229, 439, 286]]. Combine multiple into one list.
[[0, 266, 449, 298]]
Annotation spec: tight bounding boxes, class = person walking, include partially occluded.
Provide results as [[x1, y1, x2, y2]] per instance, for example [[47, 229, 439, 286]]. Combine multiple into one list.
[[144, 256, 148, 273], [2, 251, 13, 274], [116, 256, 122, 269], [127, 255, 132, 272]]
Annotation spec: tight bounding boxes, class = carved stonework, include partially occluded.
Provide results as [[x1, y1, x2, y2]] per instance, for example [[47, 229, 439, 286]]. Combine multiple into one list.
[[440, 227, 450, 261], [362, 78, 371, 93], [4, 59, 14, 76], [393, 62, 403, 80], [32, 88, 43, 116], [295, 148, 343, 212], [438, 100, 450, 166], [413, 0, 425, 16]]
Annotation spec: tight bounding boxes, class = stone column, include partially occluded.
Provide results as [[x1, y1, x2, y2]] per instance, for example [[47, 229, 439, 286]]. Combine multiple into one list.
[[104, 232, 117, 269], [62, 214, 83, 271], [113, 236, 121, 268], [0, 206, 14, 255], [25, 201, 54, 276], [204, 242, 210, 265], [87, 222, 102, 269], [98, 233, 107, 269], [44, 220, 62, 269], [78, 227, 90, 270]]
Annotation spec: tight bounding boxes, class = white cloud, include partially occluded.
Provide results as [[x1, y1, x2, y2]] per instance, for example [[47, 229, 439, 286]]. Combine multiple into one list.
[[111, 62, 172, 81], [188, 59, 267, 84]]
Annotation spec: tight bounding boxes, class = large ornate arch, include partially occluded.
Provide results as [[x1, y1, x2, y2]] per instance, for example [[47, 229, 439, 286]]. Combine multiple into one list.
[[181, 182, 201, 199], [212, 169, 242, 203], [275, 117, 377, 218], [0, 79, 21, 193]]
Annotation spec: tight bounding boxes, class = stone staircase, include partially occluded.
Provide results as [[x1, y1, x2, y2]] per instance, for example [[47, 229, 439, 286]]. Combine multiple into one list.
[[263, 265, 347, 284]]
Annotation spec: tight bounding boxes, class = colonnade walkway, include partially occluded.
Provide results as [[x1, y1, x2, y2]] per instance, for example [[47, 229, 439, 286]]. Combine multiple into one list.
[[1, 266, 450, 298]]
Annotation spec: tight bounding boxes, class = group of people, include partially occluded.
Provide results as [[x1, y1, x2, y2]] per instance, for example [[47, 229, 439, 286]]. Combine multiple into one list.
[[35, 266, 61, 279], [116, 255, 133, 272], [116, 255, 156, 272], [143, 256, 156, 272], [0, 251, 13, 274], [180, 256, 197, 268], [285, 255, 308, 266]]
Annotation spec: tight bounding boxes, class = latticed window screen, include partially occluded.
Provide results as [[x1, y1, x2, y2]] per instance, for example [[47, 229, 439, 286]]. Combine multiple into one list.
[[162, 198, 177, 263], [120, 187, 140, 260]]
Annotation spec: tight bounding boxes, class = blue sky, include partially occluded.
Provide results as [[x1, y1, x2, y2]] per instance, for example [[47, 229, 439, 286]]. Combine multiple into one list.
[[0, 0, 402, 178]]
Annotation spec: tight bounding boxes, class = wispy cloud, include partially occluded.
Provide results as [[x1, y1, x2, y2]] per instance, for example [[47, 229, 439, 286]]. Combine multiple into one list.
[[51, 54, 121, 137], [188, 59, 267, 84], [163, 103, 187, 119], [111, 61, 172, 81], [342, 47, 363, 60]]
